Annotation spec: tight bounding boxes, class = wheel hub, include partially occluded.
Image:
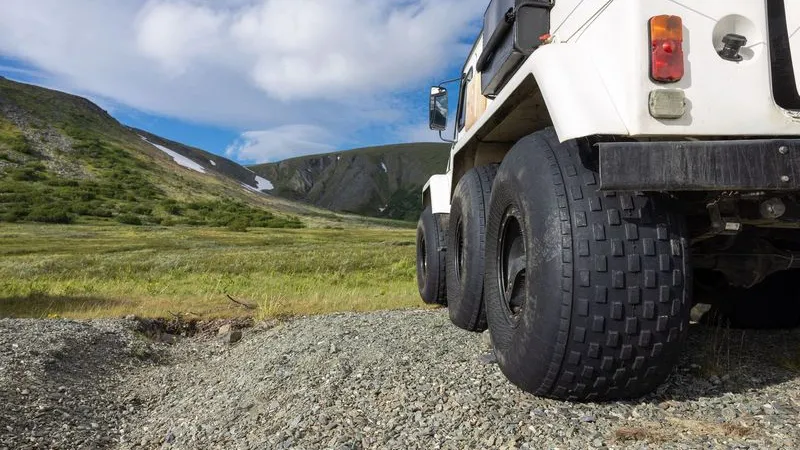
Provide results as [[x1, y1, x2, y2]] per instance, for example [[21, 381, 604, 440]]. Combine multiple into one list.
[[498, 209, 526, 324], [455, 219, 465, 282], [419, 236, 427, 278]]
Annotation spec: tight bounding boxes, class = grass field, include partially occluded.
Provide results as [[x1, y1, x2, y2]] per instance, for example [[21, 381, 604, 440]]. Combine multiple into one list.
[[0, 223, 424, 320]]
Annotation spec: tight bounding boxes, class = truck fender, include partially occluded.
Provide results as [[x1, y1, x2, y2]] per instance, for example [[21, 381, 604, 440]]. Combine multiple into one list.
[[530, 44, 629, 142], [423, 174, 451, 215]]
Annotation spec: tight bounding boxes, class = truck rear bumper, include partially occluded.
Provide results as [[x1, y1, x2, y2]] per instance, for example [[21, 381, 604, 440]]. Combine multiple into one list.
[[599, 139, 800, 192]]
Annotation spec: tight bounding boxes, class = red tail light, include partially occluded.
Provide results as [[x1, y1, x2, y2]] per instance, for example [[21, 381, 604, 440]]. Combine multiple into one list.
[[650, 15, 684, 83]]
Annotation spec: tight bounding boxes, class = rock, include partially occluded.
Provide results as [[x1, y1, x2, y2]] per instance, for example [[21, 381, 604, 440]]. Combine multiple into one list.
[[159, 333, 177, 345], [227, 330, 243, 344], [481, 331, 493, 349], [477, 351, 498, 365], [709, 375, 721, 385], [580, 415, 596, 423], [218, 324, 232, 337], [329, 344, 338, 354], [124, 315, 136, 321]]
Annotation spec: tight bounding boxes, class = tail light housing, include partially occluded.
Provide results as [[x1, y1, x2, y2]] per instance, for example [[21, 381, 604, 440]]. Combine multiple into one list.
[[649, 15, 684, 83]]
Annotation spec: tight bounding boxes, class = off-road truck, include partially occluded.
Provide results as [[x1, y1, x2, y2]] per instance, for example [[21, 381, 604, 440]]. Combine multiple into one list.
[[416, 0, 800, 401]]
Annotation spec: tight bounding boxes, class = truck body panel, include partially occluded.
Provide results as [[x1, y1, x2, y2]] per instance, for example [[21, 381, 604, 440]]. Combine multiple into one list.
[[426, 1, 800, 213]]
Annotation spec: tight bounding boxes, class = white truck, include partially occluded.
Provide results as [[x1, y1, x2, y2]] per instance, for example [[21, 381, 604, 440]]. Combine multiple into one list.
[[416, 0, 800, 401]]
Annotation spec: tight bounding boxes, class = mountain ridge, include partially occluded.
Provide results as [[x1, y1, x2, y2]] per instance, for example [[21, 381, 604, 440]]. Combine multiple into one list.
[[249, 142, 450, 221]]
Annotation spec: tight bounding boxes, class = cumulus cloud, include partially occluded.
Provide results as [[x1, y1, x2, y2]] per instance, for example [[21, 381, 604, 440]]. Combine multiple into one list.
[[135, 2, 227, 77], [0, 0, 484, 160], [225, 125, 336, 163]]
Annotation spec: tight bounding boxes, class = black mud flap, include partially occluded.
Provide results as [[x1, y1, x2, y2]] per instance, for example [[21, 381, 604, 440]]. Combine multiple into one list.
[[599, 139, 800, 191]]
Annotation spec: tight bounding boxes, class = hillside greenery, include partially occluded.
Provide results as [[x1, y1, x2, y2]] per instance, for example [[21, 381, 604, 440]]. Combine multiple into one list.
[[378, 187, 424, 222], [0, 129, 302, 228], [0, 78, 304, 229]]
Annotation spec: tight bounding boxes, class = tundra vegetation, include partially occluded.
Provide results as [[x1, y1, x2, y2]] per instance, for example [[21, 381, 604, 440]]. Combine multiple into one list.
[[0, 120, 303, 228], [0, 224, 420, 320]]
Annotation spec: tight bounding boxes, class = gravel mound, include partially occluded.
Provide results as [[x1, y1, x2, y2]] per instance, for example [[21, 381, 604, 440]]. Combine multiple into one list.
[[0, 318, 163, 449], [2, 310, 800, 449]]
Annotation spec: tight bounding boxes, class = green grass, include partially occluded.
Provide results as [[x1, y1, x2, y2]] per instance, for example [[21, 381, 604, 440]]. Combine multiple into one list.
[[0, 223, 423, 320]]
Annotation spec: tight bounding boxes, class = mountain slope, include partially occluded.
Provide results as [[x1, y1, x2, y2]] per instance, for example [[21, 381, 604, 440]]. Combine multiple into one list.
[[0, 76, 308, 228], [250, 143, 450, 221], [131, 128, 274, 191]]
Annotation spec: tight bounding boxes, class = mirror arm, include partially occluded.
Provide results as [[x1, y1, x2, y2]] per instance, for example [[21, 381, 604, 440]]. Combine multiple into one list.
[[437, 77, 463, 89], [438, 130, 455, 144]]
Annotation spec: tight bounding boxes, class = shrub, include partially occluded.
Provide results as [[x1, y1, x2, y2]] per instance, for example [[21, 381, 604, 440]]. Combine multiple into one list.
[[1, 208, 27, 223], [117, 214, 142, 226], [26, 206, 73, 224], [161, 200, 182, 215], [227, 217, 249, 232], [131, 204, 153, 215], [10, 167, 45, 182], [89, 208, 113, 218]]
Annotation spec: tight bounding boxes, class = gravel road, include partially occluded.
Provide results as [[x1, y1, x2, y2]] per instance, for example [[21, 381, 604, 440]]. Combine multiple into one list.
[[2, 310, 799, 449]]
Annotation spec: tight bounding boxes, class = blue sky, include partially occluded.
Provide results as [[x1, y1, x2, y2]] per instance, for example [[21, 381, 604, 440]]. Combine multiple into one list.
[[0, 0, 484, 164]]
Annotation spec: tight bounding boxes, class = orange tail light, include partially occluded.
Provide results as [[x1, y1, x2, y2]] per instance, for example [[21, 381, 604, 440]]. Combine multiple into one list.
[[650, 15, 684, 83]]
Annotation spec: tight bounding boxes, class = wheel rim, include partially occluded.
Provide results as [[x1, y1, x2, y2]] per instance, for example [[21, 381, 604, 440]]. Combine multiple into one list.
[[455, 219, 465, 282], [418, 233, 428, 285], [417, 229, 428, 293], [498, 208, 526, 325]]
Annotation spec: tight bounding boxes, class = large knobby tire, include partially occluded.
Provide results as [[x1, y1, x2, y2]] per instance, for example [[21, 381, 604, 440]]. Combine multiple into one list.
[[446, 165, 498, 332], [417, 206, 448, 305], [485, 129, 692, 401]]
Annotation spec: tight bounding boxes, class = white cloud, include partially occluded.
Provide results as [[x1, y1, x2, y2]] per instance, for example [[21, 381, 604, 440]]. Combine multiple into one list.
[[224, 0, 481, 101], [395, 122, 447, 144], [135, 2, 227, 77], [225, 125, 336, 163], [0, 0, 484, 159]]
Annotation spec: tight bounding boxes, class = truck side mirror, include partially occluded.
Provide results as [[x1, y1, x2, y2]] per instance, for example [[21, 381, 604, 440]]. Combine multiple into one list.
[[429, 86, 449, 131]]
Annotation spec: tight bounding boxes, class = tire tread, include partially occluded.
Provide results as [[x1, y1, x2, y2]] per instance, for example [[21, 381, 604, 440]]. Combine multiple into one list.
[[537, 130, 690, 400]]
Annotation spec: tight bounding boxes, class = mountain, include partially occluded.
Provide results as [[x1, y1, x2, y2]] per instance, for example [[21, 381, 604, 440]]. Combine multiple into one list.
[[249, 143, 450, 221], [0, 76, 447, 227], [0, 76, 323, 228]]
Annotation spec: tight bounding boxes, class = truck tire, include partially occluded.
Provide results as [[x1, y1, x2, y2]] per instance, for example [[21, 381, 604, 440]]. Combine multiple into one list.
[[417, 206, 448, 305], [484, 128, 692, 401], [446, 165, 498, 332]]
